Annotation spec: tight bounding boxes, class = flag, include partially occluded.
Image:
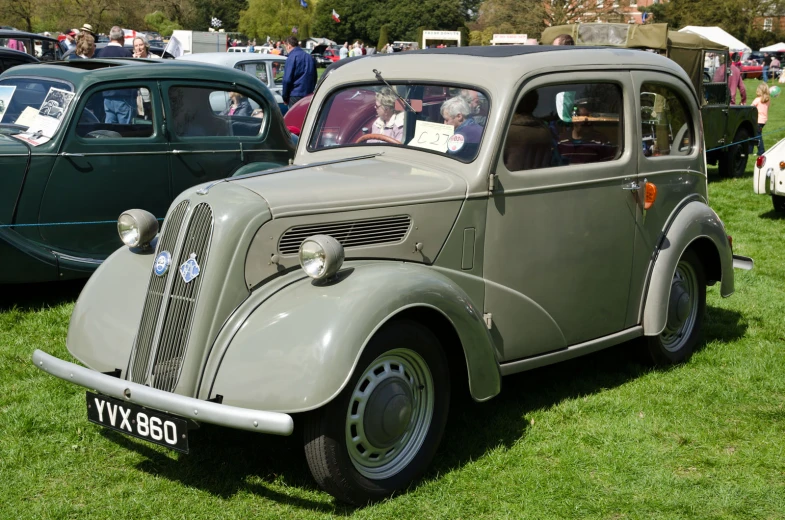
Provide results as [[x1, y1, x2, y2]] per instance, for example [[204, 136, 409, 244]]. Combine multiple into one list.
[[292, 26, 298, 34], [300, 0, 308, 7], [332, 9, 340, 22], [164, 35, 184, 57], [211, 17, 222, 28]]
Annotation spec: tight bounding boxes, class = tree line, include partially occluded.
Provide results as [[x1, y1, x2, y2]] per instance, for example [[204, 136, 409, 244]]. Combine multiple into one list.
[[2, 0, 783, 51]]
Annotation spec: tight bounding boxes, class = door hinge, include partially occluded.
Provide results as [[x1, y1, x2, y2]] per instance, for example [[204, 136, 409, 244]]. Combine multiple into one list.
[[488, 173, 497, 192], [483, 313, 493, 330]]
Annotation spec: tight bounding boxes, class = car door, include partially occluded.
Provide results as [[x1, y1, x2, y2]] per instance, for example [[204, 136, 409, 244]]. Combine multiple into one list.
[[484, 72, 638, 363], [162, 81, 288, 197], [628, 72, 703, 321], [701, 50, 729, 151], [39, 82, 170, 259]]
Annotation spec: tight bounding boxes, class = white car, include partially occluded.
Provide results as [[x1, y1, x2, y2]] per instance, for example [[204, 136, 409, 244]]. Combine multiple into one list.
[[753, 140, 785, 211], [177, 52, 287, 113]]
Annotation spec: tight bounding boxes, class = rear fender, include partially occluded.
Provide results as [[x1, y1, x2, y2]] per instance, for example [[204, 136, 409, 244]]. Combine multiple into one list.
[[203, 261, 501, 413], [642, 201, 733, 336]]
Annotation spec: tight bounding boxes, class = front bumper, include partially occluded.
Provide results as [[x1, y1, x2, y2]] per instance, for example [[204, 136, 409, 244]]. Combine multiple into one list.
[[33, 350, 294, 436]]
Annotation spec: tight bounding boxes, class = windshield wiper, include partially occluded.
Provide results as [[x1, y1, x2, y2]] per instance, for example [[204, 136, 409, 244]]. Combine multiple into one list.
[[0, 123, 29, 136], [373, 69, 416, 113]]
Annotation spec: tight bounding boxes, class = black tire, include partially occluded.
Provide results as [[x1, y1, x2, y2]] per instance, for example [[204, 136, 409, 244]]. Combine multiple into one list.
[[718, 127, 751, 178], [773, 195, 785, 212], [643, 250, 706, 365], [303, 320, 450, 505]]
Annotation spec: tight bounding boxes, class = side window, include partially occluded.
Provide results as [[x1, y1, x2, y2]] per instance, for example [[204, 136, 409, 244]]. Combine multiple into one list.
[[504, 82, 623, 172], [241, 63, 268, 84], [272, 62, 285, 86], [703, 51, 729, 105], [640, 83, 693, 157], [168, 86, 266, 138], [76, 87, 154, 139]]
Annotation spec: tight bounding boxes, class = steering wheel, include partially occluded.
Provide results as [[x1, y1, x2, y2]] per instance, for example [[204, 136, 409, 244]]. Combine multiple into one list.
[[355, 133, 402, 145]]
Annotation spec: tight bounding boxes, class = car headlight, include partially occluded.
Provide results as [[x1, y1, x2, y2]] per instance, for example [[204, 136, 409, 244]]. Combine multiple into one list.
[[118, 209, 159, 249], [298, 234, 344, 280]]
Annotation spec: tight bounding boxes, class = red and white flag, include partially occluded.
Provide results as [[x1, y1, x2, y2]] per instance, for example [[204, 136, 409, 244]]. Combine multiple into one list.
[[331, 9, 340, 23]]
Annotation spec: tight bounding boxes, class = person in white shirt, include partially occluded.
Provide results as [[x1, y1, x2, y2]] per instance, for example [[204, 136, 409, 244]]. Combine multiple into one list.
[[339, 42, 349, 60]]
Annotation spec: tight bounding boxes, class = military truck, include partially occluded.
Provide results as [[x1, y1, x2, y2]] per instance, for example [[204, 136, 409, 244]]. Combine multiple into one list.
[[542, 23, 758, 178]]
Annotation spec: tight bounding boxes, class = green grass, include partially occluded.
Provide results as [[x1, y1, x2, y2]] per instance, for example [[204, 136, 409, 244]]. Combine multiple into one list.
[[1, 79, 784, 519]]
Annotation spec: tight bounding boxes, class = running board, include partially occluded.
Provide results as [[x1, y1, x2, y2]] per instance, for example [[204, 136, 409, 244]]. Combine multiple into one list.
[[499, 326, 643, 376]]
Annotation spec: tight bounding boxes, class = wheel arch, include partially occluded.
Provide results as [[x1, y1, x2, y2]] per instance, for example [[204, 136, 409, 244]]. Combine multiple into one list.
[[204, 262, 501, 413], [641, 201, 733, 336]]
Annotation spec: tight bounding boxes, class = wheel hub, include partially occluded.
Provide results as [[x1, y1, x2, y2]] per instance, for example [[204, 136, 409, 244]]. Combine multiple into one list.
[[345, 348, 434, 479], [667, 282, 691, 330], [363, 379, 413, 448]]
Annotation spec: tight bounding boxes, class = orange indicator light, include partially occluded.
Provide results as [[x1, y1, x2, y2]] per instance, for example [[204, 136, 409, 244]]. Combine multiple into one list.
[[644, 182, 657, 210]]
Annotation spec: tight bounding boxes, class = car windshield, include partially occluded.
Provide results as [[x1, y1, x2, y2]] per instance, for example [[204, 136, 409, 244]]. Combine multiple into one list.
[[0, 77, 74, 138], [309, 83, 489, 162]]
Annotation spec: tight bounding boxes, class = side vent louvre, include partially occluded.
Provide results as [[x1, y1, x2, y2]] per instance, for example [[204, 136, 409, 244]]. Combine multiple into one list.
[[278, 215, 411, 255]]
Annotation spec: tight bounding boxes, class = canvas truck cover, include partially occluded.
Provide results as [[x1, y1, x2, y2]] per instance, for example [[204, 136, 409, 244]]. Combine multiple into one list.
[[542, 23, 728, 96]]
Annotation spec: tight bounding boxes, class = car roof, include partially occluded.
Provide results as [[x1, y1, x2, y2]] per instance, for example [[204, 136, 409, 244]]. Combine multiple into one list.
[[177, 52, 286, 67], [0, 29, 59, 43], [0, 47, 39, 61], [325, 46, 689, 89], [0, 59, 273, 92]]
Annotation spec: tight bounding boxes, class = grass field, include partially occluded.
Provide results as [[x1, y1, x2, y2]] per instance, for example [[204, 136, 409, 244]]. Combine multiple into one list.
[[1, 78, 784, 519]]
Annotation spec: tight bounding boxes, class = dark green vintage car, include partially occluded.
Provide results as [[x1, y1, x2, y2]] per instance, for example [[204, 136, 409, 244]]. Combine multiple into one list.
[[0, 59, 295, 283]]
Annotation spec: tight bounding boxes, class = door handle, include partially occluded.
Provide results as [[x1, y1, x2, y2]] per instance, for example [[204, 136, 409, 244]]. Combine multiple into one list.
[[60, 152, 84, 157], [621, 181, 640, 191]]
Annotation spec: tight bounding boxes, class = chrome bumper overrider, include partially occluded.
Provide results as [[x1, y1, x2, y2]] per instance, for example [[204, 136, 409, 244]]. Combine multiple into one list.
[[32, 350, 293, 436], [732, 254, 754, 271]]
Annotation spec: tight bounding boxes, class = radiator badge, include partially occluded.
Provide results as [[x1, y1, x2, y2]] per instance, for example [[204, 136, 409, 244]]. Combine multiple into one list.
[[153, 251, 171, 276], [179, 253, 201, 283]]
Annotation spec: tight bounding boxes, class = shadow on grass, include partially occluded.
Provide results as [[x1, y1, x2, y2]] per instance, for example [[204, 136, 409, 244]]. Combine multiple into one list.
[[97, 305, 748, 511], [0, 279, 85, 312], [704, 304, 748, 344], [759, 208, 785, 220]]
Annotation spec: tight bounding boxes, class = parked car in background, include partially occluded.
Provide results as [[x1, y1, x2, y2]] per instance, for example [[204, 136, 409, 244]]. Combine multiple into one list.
[[0, 47, 39, 73], [176, 52, 288, 114], [0, 29, 64, 61], [311, 44, 340, 67], [35, 45, 751, 505], [61, 42, 174, 60], [753, 139, 785, 211], [0, 59, 295, 283]]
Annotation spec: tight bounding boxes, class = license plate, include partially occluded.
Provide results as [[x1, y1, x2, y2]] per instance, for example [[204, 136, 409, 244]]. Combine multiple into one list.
[[86, 392, 189, 453]]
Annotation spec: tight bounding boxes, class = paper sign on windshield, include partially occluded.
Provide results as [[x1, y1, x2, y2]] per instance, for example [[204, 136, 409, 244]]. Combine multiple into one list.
[[0, 85, 16, 123], [408, 121, 454, 153], [12, 87, 75, 147]]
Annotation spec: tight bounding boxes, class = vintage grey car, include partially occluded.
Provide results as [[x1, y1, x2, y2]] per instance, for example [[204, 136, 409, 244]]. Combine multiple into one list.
[[34, 46, 752, 504]]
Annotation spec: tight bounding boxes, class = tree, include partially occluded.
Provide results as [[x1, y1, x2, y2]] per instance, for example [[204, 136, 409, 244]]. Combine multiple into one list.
[[475, 0, 546, 40], [144, 11, 183, 35], [240, 0, 313, 40], [311, 0, 466, 44], [0, 0, 38, 31], [193, 0, 248, 31], [377, 24, 389, 49]]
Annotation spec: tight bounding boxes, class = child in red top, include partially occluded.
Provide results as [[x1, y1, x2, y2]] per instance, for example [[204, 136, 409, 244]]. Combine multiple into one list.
[[752, 83, 771, 155]]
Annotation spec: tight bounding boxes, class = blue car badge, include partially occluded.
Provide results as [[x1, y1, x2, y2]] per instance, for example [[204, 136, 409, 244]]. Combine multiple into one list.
[[179, 253, 201, 284], [153, 251, 171, 276]]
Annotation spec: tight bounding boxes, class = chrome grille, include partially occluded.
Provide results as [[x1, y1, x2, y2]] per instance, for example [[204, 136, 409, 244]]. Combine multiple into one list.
[[130, 201, 189, 384], [151, 203, 213, 392], [278, 215, 411, 255]]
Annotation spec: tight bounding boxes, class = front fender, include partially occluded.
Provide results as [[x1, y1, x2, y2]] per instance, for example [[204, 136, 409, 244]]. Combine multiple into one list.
[[204, 261, 501, 413], [642, 201, 733, 336]]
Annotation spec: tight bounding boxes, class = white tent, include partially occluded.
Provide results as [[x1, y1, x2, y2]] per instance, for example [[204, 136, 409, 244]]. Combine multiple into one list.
[[760, 42, 785, 52], [678, 26, 751, 52]]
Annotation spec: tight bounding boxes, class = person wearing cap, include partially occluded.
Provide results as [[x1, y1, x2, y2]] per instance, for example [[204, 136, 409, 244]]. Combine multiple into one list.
[[63, 31, 77, 52]]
